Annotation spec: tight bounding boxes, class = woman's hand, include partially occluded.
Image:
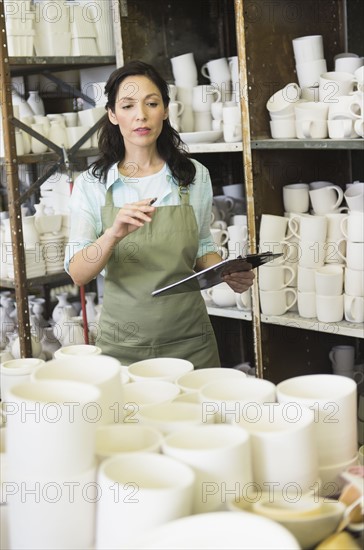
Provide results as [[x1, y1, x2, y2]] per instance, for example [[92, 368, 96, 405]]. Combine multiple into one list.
[[106, 198, 156, 242], [223, 269, 255, 293]]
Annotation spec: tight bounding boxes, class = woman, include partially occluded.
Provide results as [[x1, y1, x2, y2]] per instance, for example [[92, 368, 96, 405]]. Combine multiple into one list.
[[65, 60, 254, 368]]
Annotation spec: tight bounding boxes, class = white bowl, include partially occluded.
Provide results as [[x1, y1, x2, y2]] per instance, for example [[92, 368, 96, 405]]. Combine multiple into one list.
[[128, 357, 194, 383], [176, 367, 246, 393], [230, 497, 345, 550], [129, 511, 300, 549], [138, 401, 214, 435]]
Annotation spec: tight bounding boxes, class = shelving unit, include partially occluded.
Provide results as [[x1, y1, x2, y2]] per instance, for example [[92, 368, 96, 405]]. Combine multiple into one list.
[[0, 0, 119, 356], [1, 0, 363, 379]]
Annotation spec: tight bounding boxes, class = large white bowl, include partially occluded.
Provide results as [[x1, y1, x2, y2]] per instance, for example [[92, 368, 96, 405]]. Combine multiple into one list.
[[128, 357, 194, 383], [129, 511, 300, 549], [229, 497, 345, 550], [176, 367, 246, 393]]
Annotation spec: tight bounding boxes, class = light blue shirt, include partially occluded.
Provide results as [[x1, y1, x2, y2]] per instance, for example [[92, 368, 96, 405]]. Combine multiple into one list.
[[64, 158, 216, 273]]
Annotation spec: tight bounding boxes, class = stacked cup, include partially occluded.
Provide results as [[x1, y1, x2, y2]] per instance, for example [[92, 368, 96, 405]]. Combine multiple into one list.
[[201, 57, 232, 103], [329, 345, 356, 378], [340, 186, 364, 323], [170, 53, 198, 132], [4, 379, 100, 549], [192, 84, 221, 132], [292, 35, 327, 93], [277, 374, 358, 496], [266, 83, 302, 139], [258, 214, 297, 315], [325, 66, 363, 138]]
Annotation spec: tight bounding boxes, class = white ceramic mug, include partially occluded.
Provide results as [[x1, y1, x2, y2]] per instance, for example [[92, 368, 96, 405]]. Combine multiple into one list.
[[309, 184, 344, 215], [345, 267, 364, 296], [316, 293, 344, 323], [328, 119, 353, 139], [192, 84, 221, 112], [345, 240, 364, 270], [258, 264, 295, 291], [235, 289, 252, 310], [266, 83, 301, 117], [210, 227, 229, 246], [344, 294, 364, 323], [259, 288, 297, 315], [223, 123, 242, 142], [171, 52, 198, 85], [259, 214, 289, 241], [269, 119, 296, 138], [288, 213, 327, 241], [329, 345, 355, 374], [207, 282, 236, 307], [315, 265, 344, 296], [341, 212, 364, 242], [344, 186, 364, 212], [297, 290, 317, 318], [292, 35, 324, 64], [295, 119, 328, 139], [283, 184, 310, 213], [296, 58, 327, 88], [319, 71, 356, 103], [298, 240, 326, 268], [297, 265, 316, 292], [354, 117, 364, 137]]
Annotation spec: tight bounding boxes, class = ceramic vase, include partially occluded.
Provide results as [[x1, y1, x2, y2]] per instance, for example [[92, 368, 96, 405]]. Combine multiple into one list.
[[27, 90, 45, 116], [53, 305, 85, 347], [52, 292, 77, 323]]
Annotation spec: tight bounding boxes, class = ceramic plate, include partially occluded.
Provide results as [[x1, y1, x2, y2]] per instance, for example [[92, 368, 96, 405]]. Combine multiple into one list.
[[179, 130, 223, 144], [129, 511, 301, 549]]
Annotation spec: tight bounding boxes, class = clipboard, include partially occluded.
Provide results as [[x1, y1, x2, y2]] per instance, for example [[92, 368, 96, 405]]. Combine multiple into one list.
[[151, 252, 282, 297]]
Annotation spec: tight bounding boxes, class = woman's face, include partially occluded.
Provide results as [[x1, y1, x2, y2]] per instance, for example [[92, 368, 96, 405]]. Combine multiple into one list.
[[108, 75, 168, 149]]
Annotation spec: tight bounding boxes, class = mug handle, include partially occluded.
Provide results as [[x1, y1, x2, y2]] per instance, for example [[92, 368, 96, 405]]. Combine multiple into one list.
[[201, 64, 210, 79], [328, 350, 336, 364], [176, 101, 185, 116], [284, 288, 297, 312], [225, 197, 235, 213], [335, 238, 347, 262], [301, 120, 314, 139], [220, 230, 229, 246], [349, 101, 361, 119], [329, 185, 344, 210], [283, 265, 296, 287], [287, 216, 300, 239], [340, 216, 349, 240], [345, 295, 357, 323]]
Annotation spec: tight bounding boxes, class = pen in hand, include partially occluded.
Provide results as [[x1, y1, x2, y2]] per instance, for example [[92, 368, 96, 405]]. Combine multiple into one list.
[[149, 197, 158, 206]]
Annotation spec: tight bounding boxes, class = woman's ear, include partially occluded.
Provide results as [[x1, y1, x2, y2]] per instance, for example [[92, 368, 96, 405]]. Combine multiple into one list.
[[163, 107, 169, 120], [108, 108, 119, 126]]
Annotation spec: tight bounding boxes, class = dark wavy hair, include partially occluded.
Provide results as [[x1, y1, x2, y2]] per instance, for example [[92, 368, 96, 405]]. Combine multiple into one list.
[[90, 60, 196, 186]]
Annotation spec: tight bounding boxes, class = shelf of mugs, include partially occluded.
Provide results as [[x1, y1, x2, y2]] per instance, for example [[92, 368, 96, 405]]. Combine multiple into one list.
[[0, 147, 99, 165], [185, 142, 243, 154], [251, 138, 364, 150], [260, 312, 364, 339], [8, 56, 116, 75], [0, 272, 72, 290], [206, 305, 252, 321]]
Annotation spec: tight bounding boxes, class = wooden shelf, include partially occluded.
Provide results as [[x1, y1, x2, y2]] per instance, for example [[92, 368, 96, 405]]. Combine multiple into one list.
[[184, 142, 243, 154], [0, 148, 99, 165], [207, 305, 252, 321], [251, 138, 364, 150], [0, 272, 72, 289], [261, 312, 364, 339], [9, 56, 116, 75]]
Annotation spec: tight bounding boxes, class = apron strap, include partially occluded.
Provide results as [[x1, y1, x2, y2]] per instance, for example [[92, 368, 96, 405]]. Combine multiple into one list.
[[105, 186, 114, 207], [178, 185, 190, 206]]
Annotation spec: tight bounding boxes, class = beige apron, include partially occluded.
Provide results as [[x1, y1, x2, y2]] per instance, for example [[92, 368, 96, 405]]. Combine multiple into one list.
[[96, 184, 221, 369]]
